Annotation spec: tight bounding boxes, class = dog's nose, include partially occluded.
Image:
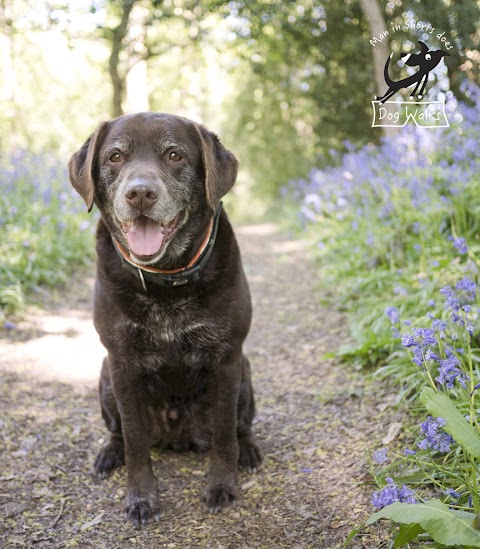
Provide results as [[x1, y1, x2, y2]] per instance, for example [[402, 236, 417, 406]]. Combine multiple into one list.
[[124, 181, 159, 210]]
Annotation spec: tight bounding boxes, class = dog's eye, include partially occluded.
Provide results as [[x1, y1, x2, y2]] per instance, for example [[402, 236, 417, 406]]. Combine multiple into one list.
[[109, 152, 122, 163], [425, 53, 431, 61], [169, 152, 182, 162]]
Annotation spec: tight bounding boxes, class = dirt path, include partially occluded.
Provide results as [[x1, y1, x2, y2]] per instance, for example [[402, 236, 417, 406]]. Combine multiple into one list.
[[0, 223, 396, 548]]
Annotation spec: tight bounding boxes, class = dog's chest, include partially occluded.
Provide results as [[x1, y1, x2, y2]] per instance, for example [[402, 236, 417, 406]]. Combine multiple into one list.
[[119, 295, 231, 371]]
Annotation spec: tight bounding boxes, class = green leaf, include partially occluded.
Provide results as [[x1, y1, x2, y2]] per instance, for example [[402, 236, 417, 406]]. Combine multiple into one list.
[[367, 499, 480, 546], [420, 387, 480, 458], [393, 472, 432, 484], [344, 524, 363, 544], [393, 523, 425, 548]]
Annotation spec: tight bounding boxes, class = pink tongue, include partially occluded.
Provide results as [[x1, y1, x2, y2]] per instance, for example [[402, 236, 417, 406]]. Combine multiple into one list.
[[126, 217, 164, 257]]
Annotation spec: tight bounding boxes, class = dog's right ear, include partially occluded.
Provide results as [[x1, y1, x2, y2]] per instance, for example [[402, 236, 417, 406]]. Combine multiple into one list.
[[68, 122, 108, 212], [418, 41, 429, 54]]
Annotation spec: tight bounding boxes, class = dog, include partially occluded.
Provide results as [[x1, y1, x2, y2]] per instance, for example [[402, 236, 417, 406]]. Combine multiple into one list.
[[68, 112, 262, 528], [376, 41, 449, 104]]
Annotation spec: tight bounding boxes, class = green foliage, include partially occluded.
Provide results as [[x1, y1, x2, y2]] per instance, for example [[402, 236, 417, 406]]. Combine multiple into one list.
[[0, 151, 96, 316], [367, 500, 480, 547], [296, 100, 480, 546], [420, 388, 480, 459]]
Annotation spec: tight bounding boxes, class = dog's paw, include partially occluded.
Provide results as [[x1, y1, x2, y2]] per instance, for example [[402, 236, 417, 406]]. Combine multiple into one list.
[[124, 493, 162, 529], [238, 437, 263, 473], [93, 440, 125, 479], [202, 482, 238, 515]]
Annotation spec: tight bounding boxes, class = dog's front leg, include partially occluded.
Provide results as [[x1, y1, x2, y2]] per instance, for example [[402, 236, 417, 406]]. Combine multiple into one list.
[[203, 353, 242, 514], [417, 74, 429, 99], [112, 369, 161, 528]]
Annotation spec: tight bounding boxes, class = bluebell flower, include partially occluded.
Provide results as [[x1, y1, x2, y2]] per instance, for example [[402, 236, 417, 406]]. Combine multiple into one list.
[[385, 306, 400, 324], [445, 488, 461, 498], [427, 300, 435, 307], [404, 448, 416, 456], [440, 286, 460, 312], [372, 477, 417, 510], [456, 277, 477, 300], [451, 313, 465, 327], [436, 355, 468, 389], [401, 334, 419, 348], [398, 485, 417, 505], [425, 349, 439, 361], [453, 237, 468, 254], [413, 328, 436, 346], [411, 348, 424, 367], [418, 417, 454, 453], [431, 319, 447, 332], [373, 448, 388, 464]]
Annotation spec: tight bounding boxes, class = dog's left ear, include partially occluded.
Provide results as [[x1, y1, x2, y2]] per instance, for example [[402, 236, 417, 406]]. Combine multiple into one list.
[[194, 123, 238, 211], [68, 122, 109, 212]]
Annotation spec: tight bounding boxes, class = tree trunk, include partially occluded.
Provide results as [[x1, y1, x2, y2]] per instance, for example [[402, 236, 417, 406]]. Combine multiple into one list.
[[108, 0, 136, 118], [125, 60, 149, 113], [360, 0, 395, 138]]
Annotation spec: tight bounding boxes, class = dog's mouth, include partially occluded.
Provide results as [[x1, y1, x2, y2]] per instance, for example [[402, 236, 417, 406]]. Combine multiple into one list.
[[121, 211, 184, 261]]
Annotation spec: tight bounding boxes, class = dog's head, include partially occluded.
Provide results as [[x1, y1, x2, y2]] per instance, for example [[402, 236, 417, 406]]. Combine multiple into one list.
[[401, 41, 450, 71], [68, 113, 238, 266]]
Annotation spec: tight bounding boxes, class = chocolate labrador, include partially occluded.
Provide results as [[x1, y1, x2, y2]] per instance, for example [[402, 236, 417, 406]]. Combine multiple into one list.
[[68, 112, 262, 528]]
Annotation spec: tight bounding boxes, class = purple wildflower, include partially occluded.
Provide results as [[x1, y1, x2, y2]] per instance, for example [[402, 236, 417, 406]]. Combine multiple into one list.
[[404, 448, 416, 456], [425, 349, 439, 361], [373, 448, 388, 464], [440, 286, 460, 312], [456, 277, 477, 300], [418, 416, 454, 453], [401, 334, 419, 348], [372, 477, 417, 510], [445, 488, 461, 498], [413, 328, 436, 346], [436, 355, 468, 389], [398, 485, 417, 505], [431, 319, 447, 333], [453, 237, 468, 255], [385, 306, 400, 324], [411, 348, 424, 367]]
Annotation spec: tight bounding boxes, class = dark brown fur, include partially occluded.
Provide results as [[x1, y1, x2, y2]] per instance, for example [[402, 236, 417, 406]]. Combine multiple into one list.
[[68, 113, 262, 528]]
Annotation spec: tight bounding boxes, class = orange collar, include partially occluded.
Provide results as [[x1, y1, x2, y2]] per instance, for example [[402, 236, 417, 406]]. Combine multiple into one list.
[[111, 203, 222, 290]]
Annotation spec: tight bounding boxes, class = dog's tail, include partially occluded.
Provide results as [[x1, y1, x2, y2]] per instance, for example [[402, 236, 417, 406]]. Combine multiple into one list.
[[375, 53, 394, 101], [383, 52, 394, 88]]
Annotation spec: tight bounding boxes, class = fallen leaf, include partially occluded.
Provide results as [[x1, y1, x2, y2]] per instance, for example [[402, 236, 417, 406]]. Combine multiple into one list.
[[80, 511, 105, 531], [382, 422, 403, 445]]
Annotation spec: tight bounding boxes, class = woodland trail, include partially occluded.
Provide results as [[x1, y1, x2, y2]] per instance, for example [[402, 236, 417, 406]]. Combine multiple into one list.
[[0, 222, 397, 548]]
